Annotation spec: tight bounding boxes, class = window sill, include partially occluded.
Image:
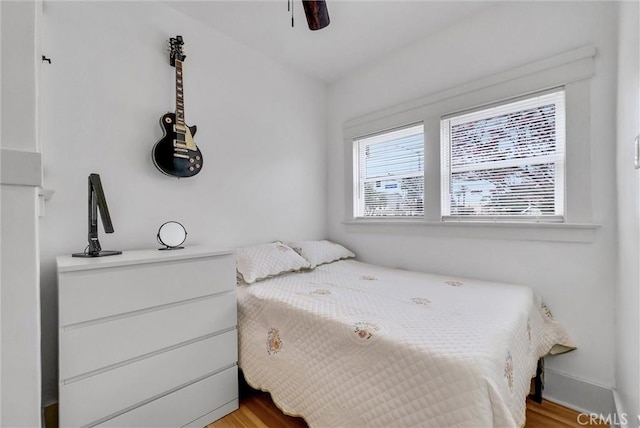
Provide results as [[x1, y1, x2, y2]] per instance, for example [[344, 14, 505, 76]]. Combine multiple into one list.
[[342, 219, 601, 243]]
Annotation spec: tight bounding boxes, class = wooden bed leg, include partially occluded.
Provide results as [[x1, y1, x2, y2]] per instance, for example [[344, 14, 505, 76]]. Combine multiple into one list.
[[530, 358, 544, 404]]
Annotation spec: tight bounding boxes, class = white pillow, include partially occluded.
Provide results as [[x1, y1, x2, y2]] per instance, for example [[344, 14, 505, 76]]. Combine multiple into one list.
[[286, 240, 355, 268], [235, 242, 310, 284]]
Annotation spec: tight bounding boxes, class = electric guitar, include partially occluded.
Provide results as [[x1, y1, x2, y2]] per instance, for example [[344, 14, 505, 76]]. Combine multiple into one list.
[[152, 35, 203, 178]]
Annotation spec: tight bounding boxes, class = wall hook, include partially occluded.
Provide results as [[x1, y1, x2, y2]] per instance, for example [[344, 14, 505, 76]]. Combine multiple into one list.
[[42, 55, 51, 64]]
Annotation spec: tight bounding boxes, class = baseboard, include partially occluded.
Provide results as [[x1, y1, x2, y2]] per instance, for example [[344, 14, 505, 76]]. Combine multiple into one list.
[[611, 389, 640, 428], [544, 368, 615, 417]]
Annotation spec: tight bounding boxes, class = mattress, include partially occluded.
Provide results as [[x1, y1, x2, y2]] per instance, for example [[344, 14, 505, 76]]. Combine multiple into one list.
[[237, 260, 575, 427]]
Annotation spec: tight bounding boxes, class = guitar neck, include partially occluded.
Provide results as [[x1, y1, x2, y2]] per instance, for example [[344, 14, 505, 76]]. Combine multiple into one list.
[[175, 60, 185, 126]]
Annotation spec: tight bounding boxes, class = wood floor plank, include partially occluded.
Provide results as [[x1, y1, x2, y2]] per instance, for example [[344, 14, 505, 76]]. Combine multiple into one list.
[[208, 390, 611, 428], [526, 399, 609, 427], [245, 394, 299, 428]]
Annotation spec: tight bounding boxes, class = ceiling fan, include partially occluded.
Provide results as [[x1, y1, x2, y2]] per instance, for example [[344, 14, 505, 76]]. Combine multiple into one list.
[[289, 0, 330, 30]]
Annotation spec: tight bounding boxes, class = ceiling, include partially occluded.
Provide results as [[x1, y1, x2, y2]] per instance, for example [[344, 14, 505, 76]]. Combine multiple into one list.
[[165, 1, 496, 83]]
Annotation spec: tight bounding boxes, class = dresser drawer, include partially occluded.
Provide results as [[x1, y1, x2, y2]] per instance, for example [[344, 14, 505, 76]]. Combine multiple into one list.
[[59, 254, 235, 326], [60, 291, 236, 380], [60, 331, 238, 428], [97, 366, 238, 428]]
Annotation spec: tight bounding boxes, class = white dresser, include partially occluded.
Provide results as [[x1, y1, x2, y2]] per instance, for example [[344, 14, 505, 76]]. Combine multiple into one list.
[[57, 247, 238, 428]]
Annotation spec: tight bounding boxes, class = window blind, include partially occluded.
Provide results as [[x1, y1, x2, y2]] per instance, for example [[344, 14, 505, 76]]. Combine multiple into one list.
[[354, 124, 424, 218], [441, 90, 565, 221]]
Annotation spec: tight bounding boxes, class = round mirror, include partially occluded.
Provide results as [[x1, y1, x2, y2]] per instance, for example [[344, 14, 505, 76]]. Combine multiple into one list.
[[157, 221, 187, 250]]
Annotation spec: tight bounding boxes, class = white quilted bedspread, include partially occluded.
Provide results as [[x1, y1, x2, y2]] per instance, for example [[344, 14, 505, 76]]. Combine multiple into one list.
[[237, 260, 575, 428]]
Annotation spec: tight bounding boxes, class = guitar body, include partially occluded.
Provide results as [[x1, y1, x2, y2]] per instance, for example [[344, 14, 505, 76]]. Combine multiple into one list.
[[152, 112, 202, 178]]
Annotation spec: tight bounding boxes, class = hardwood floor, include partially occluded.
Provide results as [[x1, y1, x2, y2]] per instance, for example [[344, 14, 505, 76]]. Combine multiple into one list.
[[208, 389, 307, 428], [526, 400, 608, 427], [209, 388, 609, 428], [43, 387, 608, 428]]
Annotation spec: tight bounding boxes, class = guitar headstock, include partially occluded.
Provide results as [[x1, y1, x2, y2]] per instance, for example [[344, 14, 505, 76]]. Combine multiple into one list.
[[168, 35, 186, 67]]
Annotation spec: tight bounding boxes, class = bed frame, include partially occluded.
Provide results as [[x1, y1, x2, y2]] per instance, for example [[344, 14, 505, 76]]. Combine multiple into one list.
[[529, 358, 544, 404]]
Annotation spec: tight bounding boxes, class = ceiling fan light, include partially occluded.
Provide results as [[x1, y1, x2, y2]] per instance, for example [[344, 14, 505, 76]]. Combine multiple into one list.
[[302, 0, 330, 31]]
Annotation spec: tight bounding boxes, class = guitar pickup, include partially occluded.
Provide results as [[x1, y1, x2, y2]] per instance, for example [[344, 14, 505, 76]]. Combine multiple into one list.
[[173, 142, 189, 149], [173, 153, 190, 159]]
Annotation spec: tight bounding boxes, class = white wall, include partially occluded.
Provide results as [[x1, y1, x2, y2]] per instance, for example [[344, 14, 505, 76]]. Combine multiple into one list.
[[615, 1, 639, 424], [1, 1, 43, 426], [38, 1, 327, 404], [327, 1, 619, 412]]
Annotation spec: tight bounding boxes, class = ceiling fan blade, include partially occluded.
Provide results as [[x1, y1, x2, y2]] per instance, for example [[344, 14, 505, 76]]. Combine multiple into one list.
[[302, 0, 330, 31]]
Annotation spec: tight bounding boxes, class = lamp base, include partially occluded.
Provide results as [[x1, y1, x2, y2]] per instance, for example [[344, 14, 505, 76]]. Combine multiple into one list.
[[72, 250, 122, 258]]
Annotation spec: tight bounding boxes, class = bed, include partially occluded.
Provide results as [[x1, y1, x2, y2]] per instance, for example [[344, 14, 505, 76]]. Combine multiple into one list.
[[235, 241, 575, 428]]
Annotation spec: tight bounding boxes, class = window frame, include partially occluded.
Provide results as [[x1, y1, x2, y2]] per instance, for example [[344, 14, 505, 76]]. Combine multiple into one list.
[[342, 46, 599, 242]]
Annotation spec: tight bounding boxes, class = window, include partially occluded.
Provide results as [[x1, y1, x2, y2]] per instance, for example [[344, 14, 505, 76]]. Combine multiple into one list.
[[441, 90, 565, 222], [353, 124, 424, 218], [344, 47, 596, 241]]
